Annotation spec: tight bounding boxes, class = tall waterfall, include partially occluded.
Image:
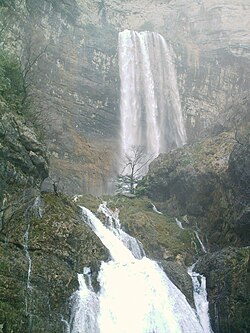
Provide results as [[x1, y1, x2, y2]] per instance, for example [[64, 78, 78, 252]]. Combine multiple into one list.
[[70, 204, 212, 333], [119, 29, 186, 169]]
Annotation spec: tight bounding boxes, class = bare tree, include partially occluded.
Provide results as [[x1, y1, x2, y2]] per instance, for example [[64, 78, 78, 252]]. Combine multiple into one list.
[[19, 38, 50, 109], [116, 146, 155, 194]]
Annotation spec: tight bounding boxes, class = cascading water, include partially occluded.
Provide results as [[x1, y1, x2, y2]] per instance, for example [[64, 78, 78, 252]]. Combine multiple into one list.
[[194, 231, 207, 254], [70, 204, 213, 333], [23, 224, 32, 291], [175, 218, 185, 230], [23, 196, 44, 331], [188, 266, 213, 333], [152, 203, 163, 215], [119, 29, 186, 173], [97, 202, 145, 259]]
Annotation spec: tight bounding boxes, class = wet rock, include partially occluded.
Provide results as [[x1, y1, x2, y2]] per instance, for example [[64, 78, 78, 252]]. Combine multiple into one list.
[[0, 193, 109, 332], [195, 247, 250, 333], [229, 138, 250, 201], [161, 260, 194, 307]]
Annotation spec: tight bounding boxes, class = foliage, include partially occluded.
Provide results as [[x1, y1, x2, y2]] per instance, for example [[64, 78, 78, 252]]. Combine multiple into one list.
[[0, 0, 15, 7], [0, 50, 25, 111]]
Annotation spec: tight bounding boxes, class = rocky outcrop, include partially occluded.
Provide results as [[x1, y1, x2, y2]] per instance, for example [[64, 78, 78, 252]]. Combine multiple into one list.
[[144, 129, 250, 249], [142, 128, 250, 332], [228, 131, 250, 245], [195, 247, 250, 333], [0, 108, 49, 227], [0, 193, 109, 332], [1, 0, 120, 194]]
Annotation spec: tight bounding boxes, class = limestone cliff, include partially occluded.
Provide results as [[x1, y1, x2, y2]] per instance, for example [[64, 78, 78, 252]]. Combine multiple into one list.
[[1, 0, 119, 194], [105, 0, 250, 140], [1, 0, 249, 194]]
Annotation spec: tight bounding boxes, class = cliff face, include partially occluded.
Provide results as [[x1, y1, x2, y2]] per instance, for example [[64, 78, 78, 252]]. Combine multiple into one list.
[[143, 126, 250, 332], [105, 0, 250, 140], [1, 2, 249, 331], [1, 0, 120, 194], [1, 0, 249, 194], [0, 111, 49, 201]]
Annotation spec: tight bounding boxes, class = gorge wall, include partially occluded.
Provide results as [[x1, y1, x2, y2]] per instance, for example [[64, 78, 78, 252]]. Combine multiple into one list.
[[1, 1, 249, 332], [1, 0, 249, 194]]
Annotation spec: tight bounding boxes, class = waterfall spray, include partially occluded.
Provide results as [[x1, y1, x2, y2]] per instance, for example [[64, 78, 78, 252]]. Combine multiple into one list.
[[70, 204, 213, 333], [119, 30, 186, 173]]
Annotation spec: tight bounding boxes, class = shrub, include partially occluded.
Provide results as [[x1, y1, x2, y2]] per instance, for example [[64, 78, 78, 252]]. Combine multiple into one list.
[[0, 50, 25, 111]]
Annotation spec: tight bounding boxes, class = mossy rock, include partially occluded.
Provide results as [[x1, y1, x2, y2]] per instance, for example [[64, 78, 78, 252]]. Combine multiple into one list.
[[0, 193, 108, 332], [195, 247, 250, 333]]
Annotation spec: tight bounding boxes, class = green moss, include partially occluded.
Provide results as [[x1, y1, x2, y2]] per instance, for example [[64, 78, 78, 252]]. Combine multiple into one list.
[[76, 195, 195, 260], [74, 194, 102, 213], [0, 192, 109, 332]]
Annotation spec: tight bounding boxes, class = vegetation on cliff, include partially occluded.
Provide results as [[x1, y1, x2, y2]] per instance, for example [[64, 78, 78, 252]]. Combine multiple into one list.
[[0, 50, 25, 112]]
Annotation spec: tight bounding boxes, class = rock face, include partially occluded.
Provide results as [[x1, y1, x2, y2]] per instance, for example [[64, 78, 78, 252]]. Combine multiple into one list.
[[0, 193, 109, 332], [1, 0, 249, 193], [0, 1, 249, 330], [195, 247, 250, 333], [1, 0, 120, 194], [0, 109, 49, 227], [144, 129, 250, 249], [143, 127, 250, 332]]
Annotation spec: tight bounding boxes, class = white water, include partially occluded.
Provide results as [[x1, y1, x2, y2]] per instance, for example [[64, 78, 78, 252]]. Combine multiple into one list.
[[194, 231, 207, 253], [23, 224, 33, 321], [188, 266, 213, 333], [23, 196, 44, 293], [70, 205, 213, 333], [175, 218, 185, 230], [23, 224, 32, 291], [152, 203, 163, 215], [70, 273, 100, 333], [119, 30, 186, 172], [97, 202, 145, 259]]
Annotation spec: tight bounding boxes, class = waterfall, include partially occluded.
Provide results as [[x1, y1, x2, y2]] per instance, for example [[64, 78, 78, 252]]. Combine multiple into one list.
[[175, 218, 185, 230], [97, 202, 145, 259], [70, 273, 100, 333], [194, 231, 207, 253], [70, 204, 213, 333], [23, 224, 32, 291], [188, 266, 213, 333], [152, 203, 163, 215], [119, 29, 186, 173]]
